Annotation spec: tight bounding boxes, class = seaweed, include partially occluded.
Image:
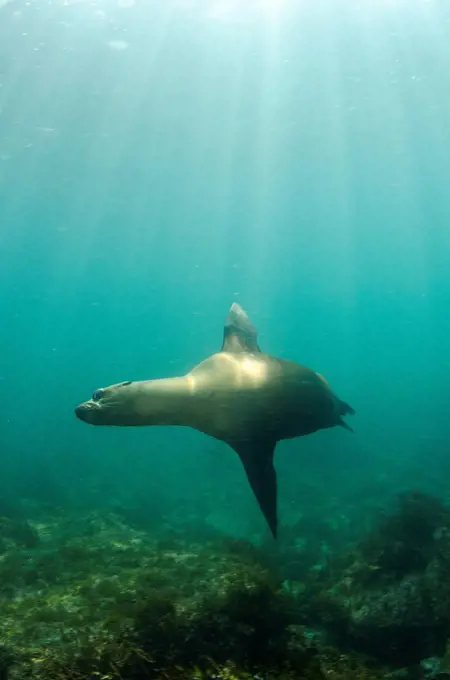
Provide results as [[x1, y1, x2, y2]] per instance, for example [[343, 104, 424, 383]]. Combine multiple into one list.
[[0, 503, 392, 680], [295, 491, 450, 665]]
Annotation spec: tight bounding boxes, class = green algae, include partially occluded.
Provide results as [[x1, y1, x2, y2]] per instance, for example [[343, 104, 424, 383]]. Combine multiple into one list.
[[295, 491, 450, 666], [0, 504, 399, 680]]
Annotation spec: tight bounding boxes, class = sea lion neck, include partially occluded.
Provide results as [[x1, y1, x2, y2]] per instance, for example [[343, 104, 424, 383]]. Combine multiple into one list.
[[134, 376, 196, 427]]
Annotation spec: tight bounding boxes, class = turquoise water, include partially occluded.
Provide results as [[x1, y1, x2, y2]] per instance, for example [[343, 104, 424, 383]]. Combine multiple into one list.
[[1, 0, 450, 542]]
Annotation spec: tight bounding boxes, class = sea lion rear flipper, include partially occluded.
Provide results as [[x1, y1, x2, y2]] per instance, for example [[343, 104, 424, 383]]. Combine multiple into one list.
[[338, 399, 355, 432], [221, 303, 261, 354], [230, 439, 278, 538], [339, 399, 355, 416], [339, 418, 354, 432]]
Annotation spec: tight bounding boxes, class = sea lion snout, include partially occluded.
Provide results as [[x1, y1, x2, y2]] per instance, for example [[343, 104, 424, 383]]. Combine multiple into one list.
[[75, 401, 98, 424]]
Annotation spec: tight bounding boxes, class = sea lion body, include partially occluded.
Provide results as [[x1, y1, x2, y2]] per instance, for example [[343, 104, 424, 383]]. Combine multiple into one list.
[[188, 352, 347, 442], [77, 353, 347, 440], [75, 303, 355, 538]]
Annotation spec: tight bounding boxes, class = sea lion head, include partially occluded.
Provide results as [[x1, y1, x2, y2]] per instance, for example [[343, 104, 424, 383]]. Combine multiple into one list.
[[74, 380, 138, 426]]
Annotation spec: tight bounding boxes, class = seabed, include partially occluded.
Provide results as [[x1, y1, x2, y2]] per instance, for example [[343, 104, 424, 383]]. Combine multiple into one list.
[[1, 490, 450, 679]]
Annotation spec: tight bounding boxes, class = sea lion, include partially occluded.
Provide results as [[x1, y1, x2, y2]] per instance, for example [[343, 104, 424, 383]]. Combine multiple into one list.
[[75, 303, 355, 538]]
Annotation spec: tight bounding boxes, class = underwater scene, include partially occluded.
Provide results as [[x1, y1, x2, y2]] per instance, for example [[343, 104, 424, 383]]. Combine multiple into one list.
[[1, 0, 450, 678]]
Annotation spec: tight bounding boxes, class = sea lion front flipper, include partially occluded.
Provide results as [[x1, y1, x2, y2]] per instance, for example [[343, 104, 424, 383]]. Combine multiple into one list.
[[230, 438, 278, 538], [221, 303, 261, 354]]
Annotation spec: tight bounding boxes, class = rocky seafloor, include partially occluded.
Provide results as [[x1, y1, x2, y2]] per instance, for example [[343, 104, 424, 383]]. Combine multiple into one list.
[[2, 491, 450, 679]]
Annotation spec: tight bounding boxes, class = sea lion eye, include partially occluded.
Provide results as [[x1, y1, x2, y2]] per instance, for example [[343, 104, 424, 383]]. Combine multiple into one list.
[[92, 389, 105, 401]]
